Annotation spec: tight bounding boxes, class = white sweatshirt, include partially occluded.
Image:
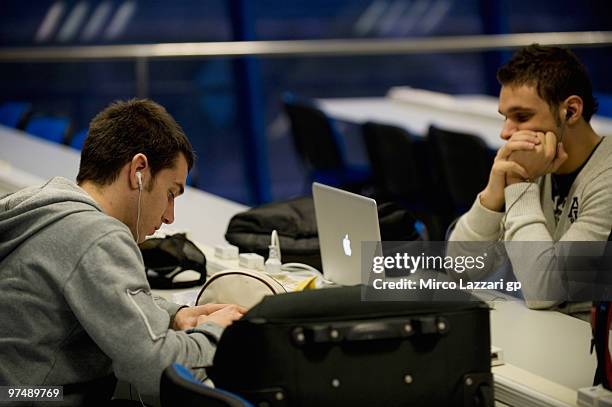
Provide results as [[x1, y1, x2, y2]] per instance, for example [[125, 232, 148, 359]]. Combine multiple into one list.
[[449, 135, 612, 316]]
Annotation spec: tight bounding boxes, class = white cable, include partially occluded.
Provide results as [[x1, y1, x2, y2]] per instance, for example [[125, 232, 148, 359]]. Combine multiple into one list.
[[281, 262, 335, 286], [498, 182, 534, 240], [137, 390, 145, 407], [136, 186, 142, 243], [282, 262, 321, 275], [264, 230, 332, 284]]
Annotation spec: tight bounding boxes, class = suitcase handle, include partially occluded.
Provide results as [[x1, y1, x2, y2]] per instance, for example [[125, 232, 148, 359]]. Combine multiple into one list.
[[292, 317, 449, 345], [346, 322, 397, 341]]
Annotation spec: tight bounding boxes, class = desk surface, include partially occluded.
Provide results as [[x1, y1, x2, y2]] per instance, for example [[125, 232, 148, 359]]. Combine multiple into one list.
[[318, 97, 506, 148], [0, 125, 247, 246], [490, 299, 594, 391], [318, 88, 612, 150]]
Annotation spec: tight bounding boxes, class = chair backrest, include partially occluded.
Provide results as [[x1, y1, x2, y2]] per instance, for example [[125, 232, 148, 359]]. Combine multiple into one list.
[[160, 363, 253, 407], [0, 102, 32, 129], [25, 116, 71, 145], [362, 121, 425, 202], [427, 125, 492, 213], [283, 93, 346, 172]]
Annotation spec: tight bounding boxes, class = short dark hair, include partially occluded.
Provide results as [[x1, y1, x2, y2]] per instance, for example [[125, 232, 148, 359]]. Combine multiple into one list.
[[497, 44, 598, 122], [76, 99, 195, 186]]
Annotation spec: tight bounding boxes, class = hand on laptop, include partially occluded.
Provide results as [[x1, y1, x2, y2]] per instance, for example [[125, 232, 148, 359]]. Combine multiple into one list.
[[173, 303, 247, 330]]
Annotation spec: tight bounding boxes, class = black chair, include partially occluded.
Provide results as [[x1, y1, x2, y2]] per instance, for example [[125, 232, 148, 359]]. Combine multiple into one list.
[[362, 121, 427, 206], [160, 363, 253, 407], [282, 93, 370, 190], [362, 121, 456, 239], [427, 125, 493, 216]]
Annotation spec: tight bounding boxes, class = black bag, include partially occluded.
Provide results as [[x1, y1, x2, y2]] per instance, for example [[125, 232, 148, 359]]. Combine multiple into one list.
[[225, 197, 422, 270], [209, 286, 493, 407], [139, 233, 206, 289], [226, 197, 320, 268]]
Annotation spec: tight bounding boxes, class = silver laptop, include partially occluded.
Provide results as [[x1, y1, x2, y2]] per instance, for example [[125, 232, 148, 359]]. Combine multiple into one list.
[[312, 182, 381, 285]]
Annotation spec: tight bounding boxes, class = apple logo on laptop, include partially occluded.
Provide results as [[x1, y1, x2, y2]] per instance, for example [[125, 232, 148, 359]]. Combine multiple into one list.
[[342, 234, 352, 257]]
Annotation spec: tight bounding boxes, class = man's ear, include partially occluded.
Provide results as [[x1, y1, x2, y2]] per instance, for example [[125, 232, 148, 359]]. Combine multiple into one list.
[[563, 95, 583, 125], [129, 153, 149, 190]]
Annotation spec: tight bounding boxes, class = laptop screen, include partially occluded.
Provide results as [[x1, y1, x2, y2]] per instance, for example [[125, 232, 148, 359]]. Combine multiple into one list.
[[312, 182, 381, 285]]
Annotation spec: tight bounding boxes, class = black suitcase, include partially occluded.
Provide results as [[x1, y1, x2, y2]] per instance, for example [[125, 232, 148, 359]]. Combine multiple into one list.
[[209, 286, 493, 407]]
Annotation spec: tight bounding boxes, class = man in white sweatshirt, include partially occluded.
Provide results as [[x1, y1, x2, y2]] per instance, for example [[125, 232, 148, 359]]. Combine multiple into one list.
[[448, 44, 612, 316]]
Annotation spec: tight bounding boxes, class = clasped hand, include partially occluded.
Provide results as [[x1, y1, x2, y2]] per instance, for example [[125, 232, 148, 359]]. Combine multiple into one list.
[[479, 130, 568, 211], [505, 130, 568, 184]]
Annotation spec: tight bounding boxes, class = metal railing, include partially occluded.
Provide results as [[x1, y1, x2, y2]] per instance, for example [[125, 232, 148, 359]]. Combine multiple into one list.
[[2, 31, 610, 98], [0, 31, 611, 62]]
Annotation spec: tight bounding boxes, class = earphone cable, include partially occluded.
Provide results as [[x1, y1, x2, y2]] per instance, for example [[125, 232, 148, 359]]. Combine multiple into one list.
[[498, 182, 534, 240], [136, 186, 142, 243]]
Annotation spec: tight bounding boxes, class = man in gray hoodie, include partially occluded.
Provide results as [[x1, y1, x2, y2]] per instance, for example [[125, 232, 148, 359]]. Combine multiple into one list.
[[0, 99, 245, 404]]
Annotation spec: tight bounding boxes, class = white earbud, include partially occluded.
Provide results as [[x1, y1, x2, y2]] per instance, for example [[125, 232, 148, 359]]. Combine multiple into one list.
[[136, 171, 142, 191]]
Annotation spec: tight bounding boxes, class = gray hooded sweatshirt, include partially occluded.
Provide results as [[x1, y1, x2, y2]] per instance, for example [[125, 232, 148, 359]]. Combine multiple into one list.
[[0, 177, 221, 403]]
